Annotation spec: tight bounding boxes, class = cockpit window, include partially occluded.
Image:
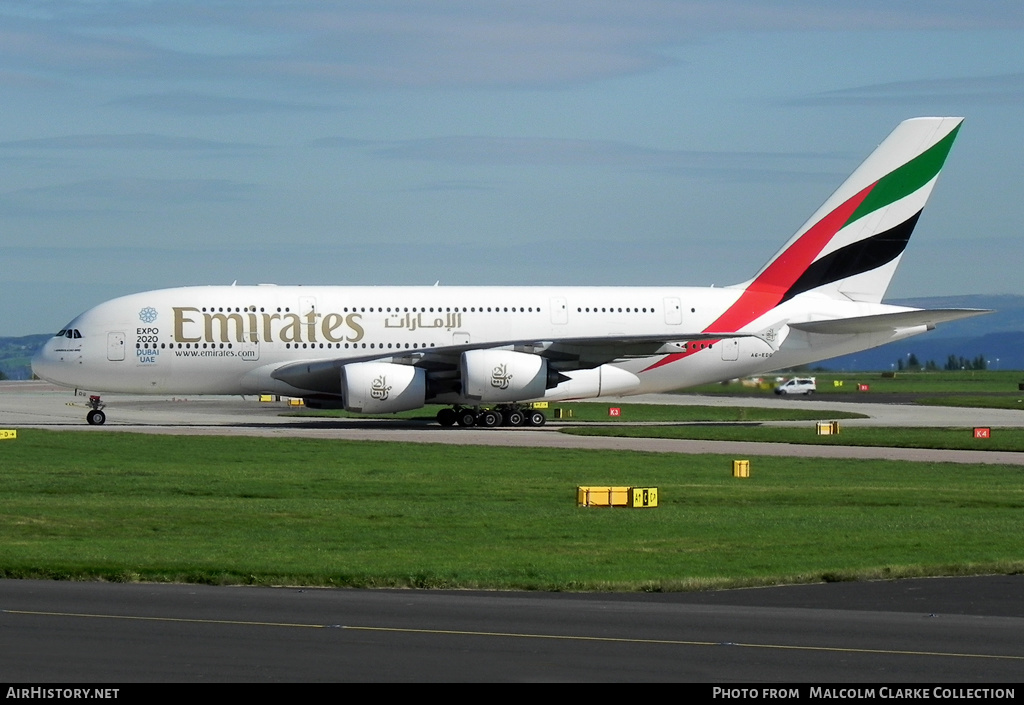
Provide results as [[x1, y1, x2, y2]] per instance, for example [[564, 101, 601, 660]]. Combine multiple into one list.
[[56, 329, 82, 339], [56, 329, 66, 337]]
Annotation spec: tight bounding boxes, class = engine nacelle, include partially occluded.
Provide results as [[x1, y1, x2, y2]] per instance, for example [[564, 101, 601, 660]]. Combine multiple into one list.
[[461, 349, 548, 402], [543, 364, 640, 401], [341, 362, 426, 413]]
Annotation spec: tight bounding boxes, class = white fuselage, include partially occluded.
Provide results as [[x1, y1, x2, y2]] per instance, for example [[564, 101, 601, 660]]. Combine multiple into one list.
[[33, 284, 922, 402]]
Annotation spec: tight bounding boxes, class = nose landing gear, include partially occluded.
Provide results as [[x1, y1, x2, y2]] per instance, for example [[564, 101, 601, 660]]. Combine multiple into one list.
[[86, 395, 106, 425]]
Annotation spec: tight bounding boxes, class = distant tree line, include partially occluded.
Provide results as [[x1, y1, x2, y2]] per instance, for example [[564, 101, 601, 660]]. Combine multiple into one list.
[[896, 353, 987, 371]]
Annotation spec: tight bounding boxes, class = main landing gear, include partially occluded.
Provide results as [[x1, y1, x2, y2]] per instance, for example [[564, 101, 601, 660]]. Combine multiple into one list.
[[86, 395, 106, 425], [436, 405, 546, 428]]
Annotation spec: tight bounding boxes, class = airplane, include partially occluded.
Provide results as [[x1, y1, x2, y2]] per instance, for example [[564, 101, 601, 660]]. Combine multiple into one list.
[[33, 116, 989, 427]]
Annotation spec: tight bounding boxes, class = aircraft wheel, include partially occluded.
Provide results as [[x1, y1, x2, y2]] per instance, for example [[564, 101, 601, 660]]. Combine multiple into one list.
[[437, 408, 457, 427], [526, 410, 546, 427], [478, 410, 501, 428], [503, 410, 525, 426], [456, 409, 477, 427], [86, 409, 106, 426]]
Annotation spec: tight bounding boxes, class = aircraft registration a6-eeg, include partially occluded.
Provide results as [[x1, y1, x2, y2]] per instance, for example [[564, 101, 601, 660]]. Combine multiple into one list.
[[34, 117, 989, 427]]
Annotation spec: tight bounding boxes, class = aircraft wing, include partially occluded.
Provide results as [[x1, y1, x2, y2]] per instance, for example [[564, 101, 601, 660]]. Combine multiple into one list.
[[270, 309, 983, 394], [787, 308, 991, 335], [269, 331, 755, 393]]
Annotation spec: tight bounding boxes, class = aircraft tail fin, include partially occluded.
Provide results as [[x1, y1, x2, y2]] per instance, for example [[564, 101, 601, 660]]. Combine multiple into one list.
[[719, 118, 962, 332]]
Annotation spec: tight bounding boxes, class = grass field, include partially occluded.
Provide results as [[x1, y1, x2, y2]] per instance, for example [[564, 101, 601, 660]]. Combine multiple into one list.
[[915, 396, 1024, 410], [563, 424, 1024, 452], [2, 430, 1022, 591], [689, 369, 1024, 398]]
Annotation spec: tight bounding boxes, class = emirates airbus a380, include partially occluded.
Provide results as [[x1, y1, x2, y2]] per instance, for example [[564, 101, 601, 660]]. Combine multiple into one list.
[[33, 117, 987, 427]]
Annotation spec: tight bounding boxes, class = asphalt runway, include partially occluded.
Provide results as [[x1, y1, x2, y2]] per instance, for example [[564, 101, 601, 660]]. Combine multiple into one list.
[[3, 381, 1024, 682], [3, 577, 1023, 682]]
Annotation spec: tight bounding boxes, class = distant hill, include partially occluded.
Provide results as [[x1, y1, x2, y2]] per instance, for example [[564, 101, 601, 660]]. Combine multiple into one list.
[[0, 334, 50, 380], [4, 295, 1023, 378]]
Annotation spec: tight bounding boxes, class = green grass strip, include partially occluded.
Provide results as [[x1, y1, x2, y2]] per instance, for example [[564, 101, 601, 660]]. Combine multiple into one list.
[[561, 424, 1024, 452], [1, 430, 1022, 591], [689, 370, 1024, 398], [914, 396, 1024, 411]]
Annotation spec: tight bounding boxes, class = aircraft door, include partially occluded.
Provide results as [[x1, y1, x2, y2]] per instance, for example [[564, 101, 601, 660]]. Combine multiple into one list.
[[107, 332, 125, 361], [664, 297, 682, 325], [721, 338, 739, 361], [550, 298, 568, 325], [238, 330, 260, 362]]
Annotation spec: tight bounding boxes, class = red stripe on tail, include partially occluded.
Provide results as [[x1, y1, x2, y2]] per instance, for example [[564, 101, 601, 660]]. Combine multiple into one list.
[[641, 182, 875, 373]]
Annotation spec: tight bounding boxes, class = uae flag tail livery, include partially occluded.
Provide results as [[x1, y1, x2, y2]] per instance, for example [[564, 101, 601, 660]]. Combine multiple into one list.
[[644, 117, 982, 374]]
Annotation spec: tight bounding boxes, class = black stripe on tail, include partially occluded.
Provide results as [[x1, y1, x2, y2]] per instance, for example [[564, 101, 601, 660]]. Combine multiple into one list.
[[779, 211, 922, 304]]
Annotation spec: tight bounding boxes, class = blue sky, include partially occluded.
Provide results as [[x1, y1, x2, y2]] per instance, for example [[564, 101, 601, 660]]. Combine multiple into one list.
[[2, 1, 1023, 335]]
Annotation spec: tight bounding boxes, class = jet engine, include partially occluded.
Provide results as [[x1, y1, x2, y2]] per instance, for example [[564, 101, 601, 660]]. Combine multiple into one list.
[[460, 349, 553, 402], [341, 362, 426, 413]]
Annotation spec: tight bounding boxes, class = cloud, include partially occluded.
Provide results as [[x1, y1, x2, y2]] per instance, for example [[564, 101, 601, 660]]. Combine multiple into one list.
[[0, 67, 58, 89], [0, 133, 261, 151], [402, 180, 496, 193], [109, 91, 335, 116], [0, 178, 262, 217], [790, 73, 1024, 107], [356, 134, 839, 183], [3, 2, 1020, 90], [30, 178, 259, 202]]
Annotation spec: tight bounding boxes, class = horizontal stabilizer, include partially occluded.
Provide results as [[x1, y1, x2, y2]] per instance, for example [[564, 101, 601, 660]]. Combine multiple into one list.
[[788, 308, 991, 335]]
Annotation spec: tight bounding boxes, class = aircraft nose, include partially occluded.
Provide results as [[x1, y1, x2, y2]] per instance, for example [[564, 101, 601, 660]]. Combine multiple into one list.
[[31, 339, 57, 382], [32, 337, 76, 386]]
